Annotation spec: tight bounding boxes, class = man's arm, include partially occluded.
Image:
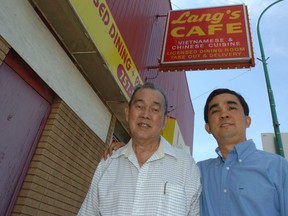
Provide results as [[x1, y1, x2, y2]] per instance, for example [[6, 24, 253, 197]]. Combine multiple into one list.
[[188, 159, 201, 216]]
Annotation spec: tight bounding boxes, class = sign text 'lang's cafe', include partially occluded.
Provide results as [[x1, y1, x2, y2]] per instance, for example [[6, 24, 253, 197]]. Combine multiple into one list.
[[159, 4, 255, 71]]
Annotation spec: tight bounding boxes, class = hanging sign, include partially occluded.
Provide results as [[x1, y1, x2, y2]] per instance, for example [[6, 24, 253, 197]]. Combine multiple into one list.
[[160, 4, 255, 71]]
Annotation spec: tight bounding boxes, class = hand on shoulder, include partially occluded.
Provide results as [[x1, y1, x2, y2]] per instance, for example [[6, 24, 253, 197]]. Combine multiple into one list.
[[102, 142, 126, 160]]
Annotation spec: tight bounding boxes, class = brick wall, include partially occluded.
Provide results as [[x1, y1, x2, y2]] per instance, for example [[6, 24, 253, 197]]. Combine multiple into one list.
[[105, 114, 117, 144], [12, 97, 108, 215], [0, 36, 10, 65]]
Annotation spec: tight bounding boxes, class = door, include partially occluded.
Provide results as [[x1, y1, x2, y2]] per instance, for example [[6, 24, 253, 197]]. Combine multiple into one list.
[[0, 62, 50, 215]]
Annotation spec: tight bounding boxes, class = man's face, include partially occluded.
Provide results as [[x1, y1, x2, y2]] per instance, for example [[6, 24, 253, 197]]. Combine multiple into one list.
[[125, 88, 167, 143], [205, 93, 251, 143]]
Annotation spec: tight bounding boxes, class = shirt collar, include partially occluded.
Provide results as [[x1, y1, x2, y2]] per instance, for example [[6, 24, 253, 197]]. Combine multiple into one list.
[[215, 139, 257, 162], [111, 136, 177, 160]]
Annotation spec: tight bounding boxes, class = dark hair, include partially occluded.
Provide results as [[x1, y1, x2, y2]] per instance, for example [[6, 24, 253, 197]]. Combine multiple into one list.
[[129, 82, 168, 115], [204, 88, 249, 123]]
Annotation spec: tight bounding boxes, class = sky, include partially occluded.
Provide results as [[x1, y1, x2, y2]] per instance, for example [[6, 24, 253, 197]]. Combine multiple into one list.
[[170, 0, 288, 162]]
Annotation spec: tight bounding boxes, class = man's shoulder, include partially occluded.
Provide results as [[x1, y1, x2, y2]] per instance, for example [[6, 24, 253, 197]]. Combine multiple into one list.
[[173, 147, 194, 161], [254, 149, 288, 165], [162, 139, 193, 160], [197, 158, 218, 167], [109, 143, 129, 159]]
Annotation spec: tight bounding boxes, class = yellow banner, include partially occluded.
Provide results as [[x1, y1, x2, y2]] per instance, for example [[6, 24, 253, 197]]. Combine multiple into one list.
[[161, 117, 176, 145], [69, 0, 142, 99]]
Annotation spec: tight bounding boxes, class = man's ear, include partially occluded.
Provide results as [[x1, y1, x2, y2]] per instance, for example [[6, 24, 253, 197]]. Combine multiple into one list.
[[205, 123, 211, 134], [162, 115, 168, 129], [246, 115, 251, 128], [125, 105, 129, 122]]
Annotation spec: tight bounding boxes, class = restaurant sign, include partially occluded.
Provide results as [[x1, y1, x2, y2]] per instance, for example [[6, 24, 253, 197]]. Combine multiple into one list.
[[69, 0, 142, 99], [160, 4, 254, 71]]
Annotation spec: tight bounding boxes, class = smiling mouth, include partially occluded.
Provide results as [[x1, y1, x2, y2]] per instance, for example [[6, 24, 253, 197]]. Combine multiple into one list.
[[220, 122, 232, 128], [138, 122, 150, 128]]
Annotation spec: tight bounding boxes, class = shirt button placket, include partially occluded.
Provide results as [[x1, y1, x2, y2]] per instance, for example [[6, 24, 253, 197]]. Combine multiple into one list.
[[132, 164, 148, 215], [221, 165, 230, 216]]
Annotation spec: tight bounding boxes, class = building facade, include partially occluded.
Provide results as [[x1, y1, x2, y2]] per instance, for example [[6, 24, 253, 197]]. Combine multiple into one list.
[[0, 0, 195, 215], [261, 133, 288, 159]]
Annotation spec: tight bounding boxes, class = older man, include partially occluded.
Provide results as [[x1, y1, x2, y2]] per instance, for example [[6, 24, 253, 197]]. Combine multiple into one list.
[[77, 82, 201, 216]]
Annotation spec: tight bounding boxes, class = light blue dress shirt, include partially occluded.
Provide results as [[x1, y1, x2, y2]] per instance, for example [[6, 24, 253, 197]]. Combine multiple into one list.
[[197, 139, 288, 216]]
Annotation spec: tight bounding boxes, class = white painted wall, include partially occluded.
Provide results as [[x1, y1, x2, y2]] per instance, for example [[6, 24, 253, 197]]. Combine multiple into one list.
[[0, 0, 111, 141], [173, 121, 190, 153]]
